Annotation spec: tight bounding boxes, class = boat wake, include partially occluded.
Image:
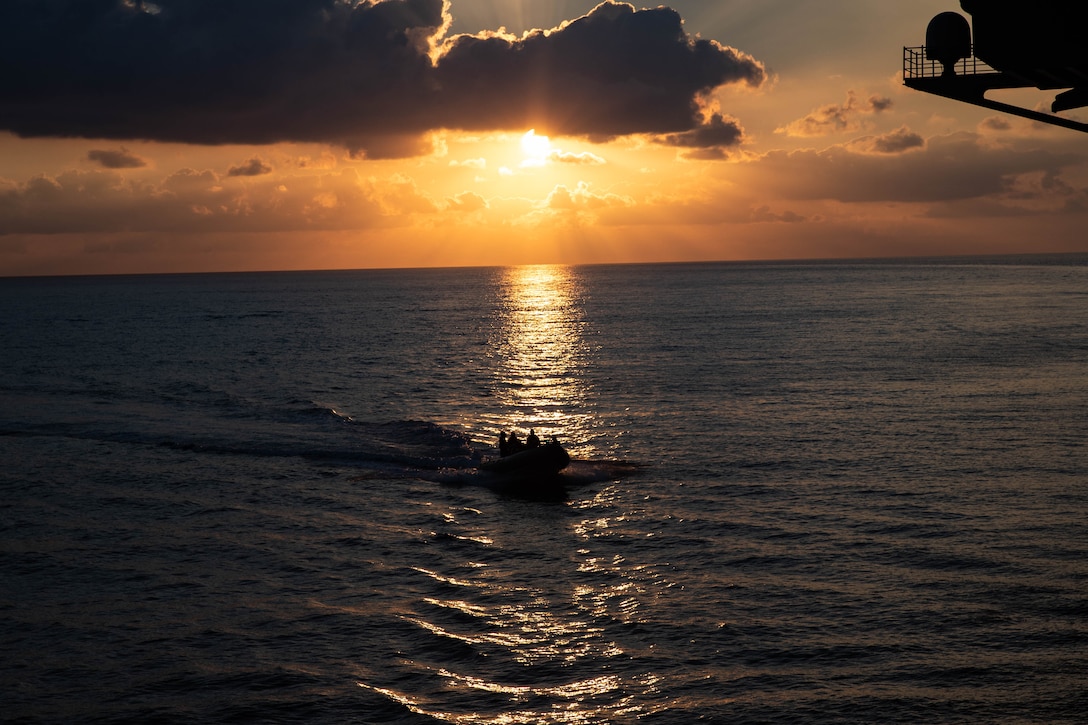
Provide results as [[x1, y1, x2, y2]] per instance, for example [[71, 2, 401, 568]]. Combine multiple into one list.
[[3, 387, 641, 495], [352, 455, 643, 497]]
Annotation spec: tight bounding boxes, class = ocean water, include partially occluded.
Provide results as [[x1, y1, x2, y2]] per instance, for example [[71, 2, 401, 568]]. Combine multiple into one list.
[[2, 257, 1086, 724]]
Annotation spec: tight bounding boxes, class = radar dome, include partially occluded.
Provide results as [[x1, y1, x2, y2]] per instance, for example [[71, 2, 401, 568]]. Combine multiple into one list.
[[925, 12, 972, 76]]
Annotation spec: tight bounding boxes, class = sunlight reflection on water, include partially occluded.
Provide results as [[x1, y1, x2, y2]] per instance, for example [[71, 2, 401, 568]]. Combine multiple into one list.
[[360, 490, 673, 725], [492, 265, 594, 450], [359, 269, 664, 722]]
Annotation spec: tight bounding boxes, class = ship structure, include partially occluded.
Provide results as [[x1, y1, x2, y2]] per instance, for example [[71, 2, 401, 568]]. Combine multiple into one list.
[[903, 0, 1088, 133]]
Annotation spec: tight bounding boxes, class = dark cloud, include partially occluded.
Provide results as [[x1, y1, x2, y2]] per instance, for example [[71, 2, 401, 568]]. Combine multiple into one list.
[[434, 3, 765, 138], [981, 116, 1013, 132], [869, 96, 893, 113], [846, 126, 925, 155], [868, 127, 924, 154], [750, 205, 806, 224], [0, 1, 766, 156], [656, 113, 745, 150], [227, 158, 273, 176], [87, 147, 149, 168]]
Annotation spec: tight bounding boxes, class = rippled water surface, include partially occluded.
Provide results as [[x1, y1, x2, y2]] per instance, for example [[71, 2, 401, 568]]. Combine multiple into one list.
[[2, 258, 1087, 723]]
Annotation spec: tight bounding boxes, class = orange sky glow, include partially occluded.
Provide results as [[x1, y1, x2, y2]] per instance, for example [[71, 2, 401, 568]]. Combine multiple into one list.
[[2, 0, 1087, 276]]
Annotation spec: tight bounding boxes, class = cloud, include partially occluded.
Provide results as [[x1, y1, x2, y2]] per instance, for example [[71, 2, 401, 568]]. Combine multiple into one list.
[[449, 158, 487, 169], [655, 113, 746, 152], [435, 3, 766, 139], [845, 126, 925, 154], [777, 91, 893, 137], [162, 167, 219, 194], [750, 205, 806, 223], [87, 147, 148, 169], [0, 1, 767, 156], [548, 150, 606, 165], [446, 190, 487, 211], [543, 181, 632, 210], [227, 158, 273, 177], [980, 116, 1013, 132], [743, 131, 1085, 204], [0, 166, 439, 235]]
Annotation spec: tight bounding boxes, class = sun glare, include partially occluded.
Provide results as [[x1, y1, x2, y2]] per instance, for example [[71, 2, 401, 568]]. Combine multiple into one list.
[[520, 129, 552, 165], [496, 265, 591, 437]]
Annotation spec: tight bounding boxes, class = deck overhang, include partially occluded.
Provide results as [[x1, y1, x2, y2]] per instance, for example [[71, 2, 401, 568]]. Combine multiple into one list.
[[903, 46, 1088, 133]]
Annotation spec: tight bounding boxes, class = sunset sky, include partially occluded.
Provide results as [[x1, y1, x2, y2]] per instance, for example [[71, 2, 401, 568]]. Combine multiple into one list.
[[3, 0, 1087, 276]]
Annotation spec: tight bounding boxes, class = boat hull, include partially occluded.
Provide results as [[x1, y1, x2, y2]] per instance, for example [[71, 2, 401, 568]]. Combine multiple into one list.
[[479, 442, 571, 476]]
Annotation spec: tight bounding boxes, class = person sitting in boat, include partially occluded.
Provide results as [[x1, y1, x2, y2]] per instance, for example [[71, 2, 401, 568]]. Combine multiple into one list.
[[506, 431, 523, 455], [526, 429, 540, 448], [499, 431, 509, 456]]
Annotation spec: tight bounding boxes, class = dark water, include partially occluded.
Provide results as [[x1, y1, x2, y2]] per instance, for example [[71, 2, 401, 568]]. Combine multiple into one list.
[[2, 258, 1087, 723]]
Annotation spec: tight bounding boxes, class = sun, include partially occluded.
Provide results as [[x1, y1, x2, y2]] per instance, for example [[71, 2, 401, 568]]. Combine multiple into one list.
[[520, 129, 552, 165]]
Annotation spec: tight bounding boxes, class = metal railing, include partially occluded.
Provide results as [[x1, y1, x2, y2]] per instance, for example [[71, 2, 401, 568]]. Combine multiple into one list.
[[903, 46, 999, 80]]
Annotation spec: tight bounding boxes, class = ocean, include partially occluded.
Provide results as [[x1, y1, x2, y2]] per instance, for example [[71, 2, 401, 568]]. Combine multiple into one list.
[[2, 257, 1086, 723]]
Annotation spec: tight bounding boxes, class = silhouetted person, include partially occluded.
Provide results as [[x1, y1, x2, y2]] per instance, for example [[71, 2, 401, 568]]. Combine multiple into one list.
[[526, 429, 540, 448], [499, 431, 508, 456], [507, 431, 522, 455]]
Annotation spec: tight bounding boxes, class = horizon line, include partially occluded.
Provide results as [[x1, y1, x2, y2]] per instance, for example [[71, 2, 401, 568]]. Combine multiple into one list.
[[4, 251, 1088, 281]]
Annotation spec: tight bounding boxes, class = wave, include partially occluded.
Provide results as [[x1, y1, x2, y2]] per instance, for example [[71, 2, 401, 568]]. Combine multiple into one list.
[[3, 389, 641, 492], [1, 366, 641, 493]]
